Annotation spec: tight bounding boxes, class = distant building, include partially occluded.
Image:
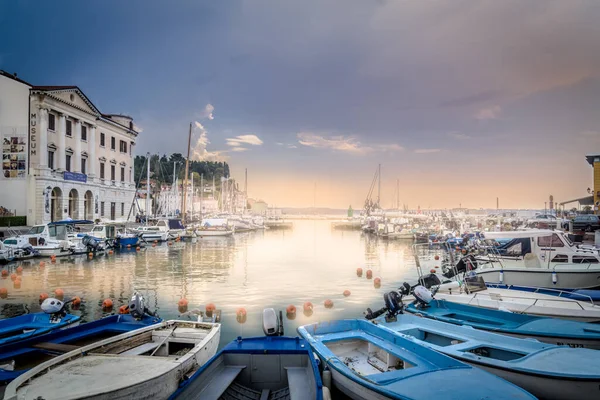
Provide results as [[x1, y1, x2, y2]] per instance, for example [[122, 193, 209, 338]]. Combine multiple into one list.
[[0, 71, 140, 224], [248, 198, 268, 215]]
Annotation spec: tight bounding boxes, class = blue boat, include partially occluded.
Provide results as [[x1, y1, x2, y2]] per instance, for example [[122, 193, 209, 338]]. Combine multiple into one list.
[[170, 336, 323, 400], [0, 311, 80, 348], [0, 312, 160, 384], [366, 297, 600, 400], [298, 319, 535, 400], [405, 297, 600, 349]]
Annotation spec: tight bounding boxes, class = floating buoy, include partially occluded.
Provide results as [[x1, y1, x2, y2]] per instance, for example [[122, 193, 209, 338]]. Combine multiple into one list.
[[126, 244, 131, 249], [343, 290, 351, 297], [108, 250, 114, 255], [236, 307, 247, 324], [356, 268, 363, 277], [102, 298, 113, 310], [435, 265, 439, 269], [374, 277, 381, 288], [39, 261, 46, 268], [1, 269, 8, 277], [324, 299, 334, 309], [303, 301, 314, 316], [16, 266, 23, 274], [72, 296, 81, 307], [13, 278, 21, 288], [152, 243, 157, 247], [434, 255, 440, 261], [461, 249, 467, 255], [88, 252, 93, 258], [119, 305, 129, 314], [54, 288, 64, 299], [286, 304, 296, 314], [50, 255, 56, 263], [206, 303, 216, 315], [154, 240, 158, 244], [455, 246, 460, 251], [430, 268, 436, 274], [178, 298, 189, 308], [0, 287, 7, 299], [39, 292, 49, 302], [10, 273, 17, 281], [136, 246, 141, 251], [167, 242, 173, 246], [366, 269, 373, 279]]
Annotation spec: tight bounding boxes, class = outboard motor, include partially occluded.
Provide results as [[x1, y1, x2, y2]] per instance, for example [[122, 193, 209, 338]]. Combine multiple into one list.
[[365, 290, 405, 322], [41, 297, 72, 323], [262, 308, 284, 336], [127, 292, 155, 319], [82, 235, 101, 251], [444, 254, 478, 278], [413, 285, 434, 309]]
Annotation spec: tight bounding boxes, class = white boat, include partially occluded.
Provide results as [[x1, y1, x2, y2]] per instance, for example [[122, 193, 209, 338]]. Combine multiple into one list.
[[473, 230, 600, 290], [4, 320, 221, 400], [3, 223, 78, 257], [136, 226, 170, 242], [378, 223, 414, 240], [0, 239, 36, 264], [195, 218, 234, 237]]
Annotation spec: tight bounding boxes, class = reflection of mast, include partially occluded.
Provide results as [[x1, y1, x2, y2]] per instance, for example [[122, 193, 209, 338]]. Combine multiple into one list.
[[182, 123, 191, 222]]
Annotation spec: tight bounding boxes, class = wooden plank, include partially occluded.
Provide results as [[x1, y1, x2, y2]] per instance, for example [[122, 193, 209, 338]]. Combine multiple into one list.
[[120, 342, 161, 356], [286, 367, 311, 400], [93, 331, 153, 355], [200, 366, 245, 399], [33, 342, 81, 353]]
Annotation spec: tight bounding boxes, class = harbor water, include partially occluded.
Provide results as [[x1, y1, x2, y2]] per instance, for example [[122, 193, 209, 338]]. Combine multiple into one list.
[[0, 220, 421, 347]]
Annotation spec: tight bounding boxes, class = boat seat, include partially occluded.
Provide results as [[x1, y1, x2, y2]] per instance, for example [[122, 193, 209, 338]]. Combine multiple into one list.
[[285, 367, 310, 400], [33, 342, 81, 353], [200, 365, 246, 399], [120, 341, 162, 356]]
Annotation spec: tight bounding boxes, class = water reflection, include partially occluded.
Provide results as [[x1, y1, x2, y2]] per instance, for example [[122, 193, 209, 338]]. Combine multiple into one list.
[[0, 220, 420, 346]]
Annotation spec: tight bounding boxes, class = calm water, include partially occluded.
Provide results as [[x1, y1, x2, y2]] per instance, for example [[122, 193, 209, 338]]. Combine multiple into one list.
[[0, 220, 421, 347]]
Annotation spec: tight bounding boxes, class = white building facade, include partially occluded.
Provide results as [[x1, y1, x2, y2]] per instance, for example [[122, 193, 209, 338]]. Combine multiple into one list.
[[0, 71, 140, 225]]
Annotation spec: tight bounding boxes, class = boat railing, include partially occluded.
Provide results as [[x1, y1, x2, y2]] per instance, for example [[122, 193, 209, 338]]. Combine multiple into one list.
[[466, 291, 589, 311], [412, 242, 455, 279], [502, 284, 595, 305], [553, 261, 600, 271]]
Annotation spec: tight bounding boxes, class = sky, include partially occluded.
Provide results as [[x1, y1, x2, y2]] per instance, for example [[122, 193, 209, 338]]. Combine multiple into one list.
[[2, 0, 600, 209]]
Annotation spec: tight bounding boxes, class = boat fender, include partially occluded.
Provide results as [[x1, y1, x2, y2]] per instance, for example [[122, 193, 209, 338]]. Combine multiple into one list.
[[322, 386, 332, 400], [552, 270, 557, 285], [499, 270, 504, 284], [322, 368, 332, 392]]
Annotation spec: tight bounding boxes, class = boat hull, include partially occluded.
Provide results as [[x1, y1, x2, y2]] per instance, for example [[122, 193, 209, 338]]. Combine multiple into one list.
[[476, 267, 600, 291], [196, 230, 233, 237]]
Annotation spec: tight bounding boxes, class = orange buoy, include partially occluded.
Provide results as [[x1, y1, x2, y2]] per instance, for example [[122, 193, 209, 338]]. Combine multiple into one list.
[[1, 269, 8, 277], [286, 304, 297, 314], [136, 246, 141, 251], [324, 299, 334, 309], [108, 250, 114, 255], [0, 287, 7, 298], [434, 255, 440, 261], [206, 303, 216, 315], [39, 292, 49, 302], [72, 296, 81, 307], [366, 269, 373, 279], [303, 301, 314, 316], [152, 243, 156, 247], [16, 266, 23, 274], [430, 268, 436, 274], [102, 298, 113, 310], [50, 256, 56, 263], [455, 246, 460, 251], [10, 273, 17, 281], [54, 288, 64, 299], [154, 240, 158, 244], [13, 278, 21, 288], [356, 268, 363, 277], [343, 290, 351, 297], [461, 249, 467, 255], [374, 277, 382, 288], [119, 305, 129, 314], [236, 307, 247, 324], [178, 298, 189, 307], [435, 265, 439, 269], [39, 261, 46, 268], [167, 241, 173, 246]]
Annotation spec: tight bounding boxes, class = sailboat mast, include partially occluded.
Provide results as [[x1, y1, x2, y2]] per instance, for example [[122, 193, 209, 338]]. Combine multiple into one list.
[[145, 152, 150, 225], [200, 173, 204, 220], [396, 178, 399, 210], [377, 164, 381, 206], [182, 123, 192, 222]]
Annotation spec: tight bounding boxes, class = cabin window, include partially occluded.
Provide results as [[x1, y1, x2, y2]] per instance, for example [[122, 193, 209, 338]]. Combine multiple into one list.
[[27, 226, 45, 234], [537, 234, 564, 248], [572, 256, 599, 264], [551, 254, 568, 262], [93, 226, 103, 232]]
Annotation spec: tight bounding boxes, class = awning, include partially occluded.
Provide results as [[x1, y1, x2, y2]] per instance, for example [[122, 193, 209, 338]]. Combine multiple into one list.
[[559, 195, 594, 206]]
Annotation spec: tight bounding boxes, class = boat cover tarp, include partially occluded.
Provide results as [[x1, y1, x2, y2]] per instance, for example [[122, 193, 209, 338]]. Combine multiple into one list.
[[495, 237, 531, 256], [168, 219, 185, 230], [49, 220, 94, 226]]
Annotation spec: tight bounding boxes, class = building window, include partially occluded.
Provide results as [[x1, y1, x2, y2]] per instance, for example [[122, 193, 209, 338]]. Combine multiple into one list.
[[100, 201, 105, 217], [129, 168, 132, 182], [100, 162, 105, 179], [110, 165, 115, 181], [121, 203, 125, 216], [111, 136, 116, 151], [81, 125, 87, 141], [48, 114, 56, 131], [81, 158, 87, 175], [119, 140, 127, 153], [66, 120, 72, 137], [100, 132, 105, 147], [48, 150, 55, 169], [120, 167, 125, 182], [65, 154, 71, 172]]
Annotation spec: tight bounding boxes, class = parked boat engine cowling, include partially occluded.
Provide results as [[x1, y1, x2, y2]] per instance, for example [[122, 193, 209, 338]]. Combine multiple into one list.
[[262, 308, 284, 336]]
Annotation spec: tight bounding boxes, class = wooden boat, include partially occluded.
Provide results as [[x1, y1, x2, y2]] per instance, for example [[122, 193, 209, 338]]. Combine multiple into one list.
[[171, 336, 324, 400], [4, 320, 220, 400], [367, 301, 600, 399], [0, 309, 80, 349], [298, 319, 535, 400], [406, 296, 600, 349], [0, 313, 160, 384]]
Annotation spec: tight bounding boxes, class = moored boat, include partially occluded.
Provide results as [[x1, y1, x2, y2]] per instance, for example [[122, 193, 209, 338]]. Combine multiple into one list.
[[299, 319, 535, 400]]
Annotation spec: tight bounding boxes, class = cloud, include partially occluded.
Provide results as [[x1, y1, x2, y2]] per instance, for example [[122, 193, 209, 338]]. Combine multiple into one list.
[[230, 147, 249, 152], [448, 132, 469, 140], [191, 121, 226, 161], [414, 148, 441, 154], [226, 134, 263, 146], [198, 103, 215, 120], [475, 105, 502, 120], [297, 132, 402, 154]]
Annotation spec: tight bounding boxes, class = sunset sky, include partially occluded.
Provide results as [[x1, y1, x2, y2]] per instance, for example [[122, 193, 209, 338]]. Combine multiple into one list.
[[2, 1, 600, 209]]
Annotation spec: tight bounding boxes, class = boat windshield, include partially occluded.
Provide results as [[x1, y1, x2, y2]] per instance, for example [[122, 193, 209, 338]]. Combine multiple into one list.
[[26, 226, 45, 235], [563, 234, 575, 247]]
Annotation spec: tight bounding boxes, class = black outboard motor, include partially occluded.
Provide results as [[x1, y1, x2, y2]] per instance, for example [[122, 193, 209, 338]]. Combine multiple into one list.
[[444, 254, 478, 278], [365, 290, 405, 322], [127, 292, 155, 319], [82, 235, 102, 251]]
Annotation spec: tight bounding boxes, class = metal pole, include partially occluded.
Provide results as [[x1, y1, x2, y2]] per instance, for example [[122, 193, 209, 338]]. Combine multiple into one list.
[[200, 173, 204, 220], [182, 122, 192, 222], [377, 164, 381, 206], [145, 152, 150, 224]]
